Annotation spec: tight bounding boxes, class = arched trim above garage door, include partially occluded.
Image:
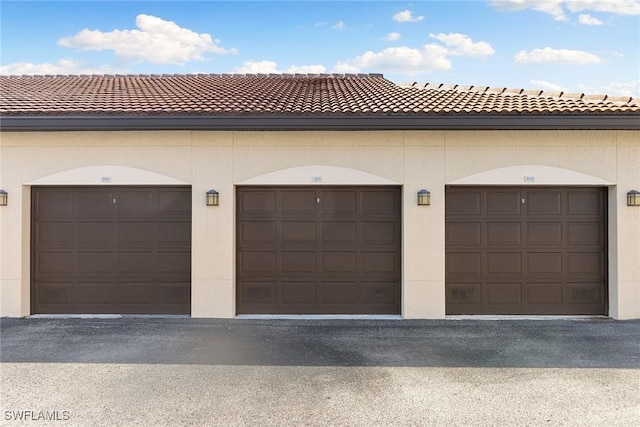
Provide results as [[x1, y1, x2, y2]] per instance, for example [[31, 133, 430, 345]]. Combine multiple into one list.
[[26, 165, 189, 186], [238, 165, 400, 186], [448, 165, 613, 186]]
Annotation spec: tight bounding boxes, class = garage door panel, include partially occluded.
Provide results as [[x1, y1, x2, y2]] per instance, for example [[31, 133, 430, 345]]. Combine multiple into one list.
[[361, 221, 398, 245], [117, 252, 153, 273], [239, 251, 277, 274], [37, 222, 73, 246], [157, 252, 191, 273], [281, 281, 316, 304], [76, 222, 113, 246], [447, 253, 482, 276], [37, 283, 72, 304], [567, 253, 604, 275], [446, 223, 482, 245], [321, 191, 357, 214], [361, 190, 399, 214], [117, 222, 154, 245], [115, 283, 153, 304], [487, 223, 521, 245], [157, 190, 192, 215], [32, 186, 192, 314], [74, 282, 112, 304], [240, 191, 277, 214], [240, 282, 276, 304], [447, 283, 482, 306], [116, 191, 154, 217], [526, 191, 562, 215], [362, 282, 397, 305], [486, 283, 521, 305], [37, 252, 73, 274], [239, 222, 277, 246], [157, 222, 192, 245], [237, 186, 400, 314], [526, 223, 562, 245], [565, 282, 604, 305], [35, 191, 73, 219], [446, 187, 606, 315], [567, 222, 603, 245], [282, 191, 317, 214], [527, 253, 562, 275], [446, 192, 481, 216], [361, 251, 397, 274], [157, 283, 190, 304], [486, 253, 522, 275], [77, 191, 113, 217], [320, 252, 357, 274], [281, 251, 317, 274], [77, 252, 112, 274], [320, 282, 357, 304], [282, 222, 318, 245], [486, 191, 522, 215], [567, 191, 602, 215], [524, 282, 563, 305], [321, 221, 357, 244]]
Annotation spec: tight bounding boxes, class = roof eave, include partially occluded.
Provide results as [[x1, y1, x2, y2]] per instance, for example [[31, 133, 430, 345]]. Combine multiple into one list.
[[1, 114, 638, 131]]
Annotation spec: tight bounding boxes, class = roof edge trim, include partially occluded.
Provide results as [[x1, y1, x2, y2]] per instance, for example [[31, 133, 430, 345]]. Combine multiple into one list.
[[1, 115, 638, 131]]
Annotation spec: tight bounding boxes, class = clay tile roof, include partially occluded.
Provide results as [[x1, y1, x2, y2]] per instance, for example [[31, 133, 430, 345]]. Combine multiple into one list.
[[0, 74, 638, 117]]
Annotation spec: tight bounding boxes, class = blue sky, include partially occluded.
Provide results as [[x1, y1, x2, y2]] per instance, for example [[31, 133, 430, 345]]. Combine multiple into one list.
[[1, 0, 639, 96]]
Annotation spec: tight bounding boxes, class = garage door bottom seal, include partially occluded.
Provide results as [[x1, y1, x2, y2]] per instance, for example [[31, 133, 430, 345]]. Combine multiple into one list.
[[446, 315, 611, 321], [235, 314, 403, 320]]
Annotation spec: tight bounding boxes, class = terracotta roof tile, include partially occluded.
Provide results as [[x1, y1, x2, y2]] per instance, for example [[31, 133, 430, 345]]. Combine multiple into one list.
[[0, 74, 637, 117]]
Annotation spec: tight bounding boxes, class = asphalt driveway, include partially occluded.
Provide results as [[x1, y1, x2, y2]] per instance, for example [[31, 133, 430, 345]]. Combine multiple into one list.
[[1, 318, 639, 426]]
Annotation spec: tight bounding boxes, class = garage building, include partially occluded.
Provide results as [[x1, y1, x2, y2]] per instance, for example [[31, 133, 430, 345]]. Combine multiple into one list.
[[1, 74, 638, 318]]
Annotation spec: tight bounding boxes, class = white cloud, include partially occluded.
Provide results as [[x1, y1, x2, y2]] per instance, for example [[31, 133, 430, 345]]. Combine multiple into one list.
[[334, 45, 451, 74], [566, 0, 640, 15], [393, 10, 424, 22], [331, 21, 346, 30], [593, 79, 640, 97], [236, 60, 325, 74], [514, 47, 603, 64], [314, 22, 329, 28], [491, 0, 640, 20], [58, 14, 237, 65], [386, 32, 401, 41], [491, 0, 567, 20], [335, 33, 493, 75], [287, 64, 327, 74], [530, 80, 568, 91], [429, 33, 495, 57], [578, 13, 604, 24], [0, 59, 123, 75]]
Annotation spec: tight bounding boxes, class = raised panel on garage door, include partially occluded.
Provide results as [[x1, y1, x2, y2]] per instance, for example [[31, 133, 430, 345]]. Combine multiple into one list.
[[237, 186, 401, 314], [32, 186, 192, 314], [446, 186, 606, 315]]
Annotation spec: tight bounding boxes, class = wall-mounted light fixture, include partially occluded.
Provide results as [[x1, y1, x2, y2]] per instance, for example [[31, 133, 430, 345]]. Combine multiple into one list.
[[627, 190, 640, 207], [0, 190, 7, 206], [206, 190, 219, 206], [417, 189, 430, 206]]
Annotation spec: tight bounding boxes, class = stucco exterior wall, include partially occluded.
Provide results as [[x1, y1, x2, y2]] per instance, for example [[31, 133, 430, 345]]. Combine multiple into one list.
[[1, 130, 637, 319]]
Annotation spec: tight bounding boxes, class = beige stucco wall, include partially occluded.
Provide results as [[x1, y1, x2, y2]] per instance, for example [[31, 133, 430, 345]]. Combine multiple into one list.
[[1, 130, 638, 319]]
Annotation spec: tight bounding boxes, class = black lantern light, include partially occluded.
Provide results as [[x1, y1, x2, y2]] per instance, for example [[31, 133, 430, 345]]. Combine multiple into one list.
[[417, 189, 430, 206], [627, 190, 640, 207], [0, 190, 7, 206]]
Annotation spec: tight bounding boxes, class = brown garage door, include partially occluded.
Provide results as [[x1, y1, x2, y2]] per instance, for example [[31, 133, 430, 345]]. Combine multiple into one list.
[[446, 187, 607, 315], [237, 186, 401, 314], [32, 186, 191, 314]]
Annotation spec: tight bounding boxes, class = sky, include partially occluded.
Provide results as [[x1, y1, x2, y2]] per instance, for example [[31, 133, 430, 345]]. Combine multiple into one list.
[[1, 0, 639, 96]]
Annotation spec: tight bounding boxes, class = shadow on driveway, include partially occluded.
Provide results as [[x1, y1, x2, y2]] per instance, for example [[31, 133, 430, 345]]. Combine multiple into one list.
[[1, 317, 638, 368]]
